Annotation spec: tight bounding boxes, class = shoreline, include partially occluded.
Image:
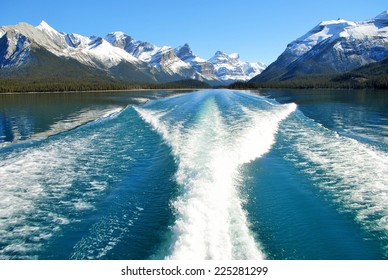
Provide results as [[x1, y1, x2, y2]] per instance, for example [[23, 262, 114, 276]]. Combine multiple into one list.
[[2, 87, 387, 96], [0, 88, 204, 95]]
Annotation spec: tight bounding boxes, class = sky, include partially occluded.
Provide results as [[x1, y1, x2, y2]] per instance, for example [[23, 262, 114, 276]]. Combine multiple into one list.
[[1, 0, 387, 64]]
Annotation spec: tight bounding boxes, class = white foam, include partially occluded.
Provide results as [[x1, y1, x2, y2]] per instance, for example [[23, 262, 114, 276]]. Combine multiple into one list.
[[101, 107, 124, 119], [136, 92, 296, 259], [130, 97, 150, 104], [281, 113, 388, 255], [0, 107, 125, 259], [70, 208, 142, 259], [0, 141, 86, 258]]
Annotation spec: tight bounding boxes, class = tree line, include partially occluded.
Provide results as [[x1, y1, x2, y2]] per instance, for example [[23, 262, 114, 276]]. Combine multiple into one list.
[[0, 78, 210, 93]]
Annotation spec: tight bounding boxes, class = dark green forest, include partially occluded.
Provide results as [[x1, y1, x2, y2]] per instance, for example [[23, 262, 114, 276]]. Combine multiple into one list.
[[0, 78, 210, 93], [229, 75, 388, 90]]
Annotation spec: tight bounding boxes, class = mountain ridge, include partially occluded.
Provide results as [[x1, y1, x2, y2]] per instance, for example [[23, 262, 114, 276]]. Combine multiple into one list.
[[0, 20, 266, 87], [3, 11, 387, 91], [105, 31, 266, 84]]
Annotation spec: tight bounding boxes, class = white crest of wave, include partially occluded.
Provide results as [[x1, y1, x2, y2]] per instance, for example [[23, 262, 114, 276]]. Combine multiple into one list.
[[281, 114, 388, 256], [136, 93, 296, 260]]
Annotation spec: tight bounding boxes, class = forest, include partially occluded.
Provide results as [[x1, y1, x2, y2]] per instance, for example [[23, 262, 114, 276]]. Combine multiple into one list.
[[0, 78, 210, 93]]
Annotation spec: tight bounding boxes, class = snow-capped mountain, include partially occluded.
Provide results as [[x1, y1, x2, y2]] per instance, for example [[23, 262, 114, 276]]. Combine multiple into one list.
[[174, 44, 266, 82], [0, 21, 156, 82], [0, 21, 265, 85], [252, 11, 388, 82], [209, 51, 266, 82], [106, 32, 266, 83]]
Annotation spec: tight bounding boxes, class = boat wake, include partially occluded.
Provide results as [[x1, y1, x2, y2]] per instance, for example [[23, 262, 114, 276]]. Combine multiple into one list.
[[136, 90, 296, 259], [279, 111, 388, 256]]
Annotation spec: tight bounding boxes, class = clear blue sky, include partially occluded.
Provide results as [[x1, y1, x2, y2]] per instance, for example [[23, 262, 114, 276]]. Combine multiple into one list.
[[1, 0, 387, 64]]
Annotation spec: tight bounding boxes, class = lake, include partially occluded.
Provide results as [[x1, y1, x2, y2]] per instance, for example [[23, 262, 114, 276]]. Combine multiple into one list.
[[0, 89, 387, 259]]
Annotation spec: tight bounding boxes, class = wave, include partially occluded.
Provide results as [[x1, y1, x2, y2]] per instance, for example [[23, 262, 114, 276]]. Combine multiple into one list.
[[0, 106, 126, 259], [136, 90, 296, 259], [279, 111, 388, 256]]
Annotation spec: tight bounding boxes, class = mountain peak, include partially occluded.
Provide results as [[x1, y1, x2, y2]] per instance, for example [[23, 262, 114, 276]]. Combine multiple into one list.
[[36, 20, 58, 34], [174, 43, 195, 63], [107, 31, 134, 41], [111, 31, 125, 38], [211, 51, 241, 61], [214, 50, 226, 56], [318, 18, 354, 27], [177, 43, 192, 52], [375, 10, 388, 20], [105, 31, 135, 51]]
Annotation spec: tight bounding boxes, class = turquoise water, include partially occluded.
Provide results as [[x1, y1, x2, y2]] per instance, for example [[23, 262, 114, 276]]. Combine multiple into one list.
[[0, 89, 387, 259]]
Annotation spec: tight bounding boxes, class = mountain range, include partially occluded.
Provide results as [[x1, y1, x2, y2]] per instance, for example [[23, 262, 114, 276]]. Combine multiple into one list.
[[251, 11, 388, 82], [0, 21, 266, 86], [1, 11, 387, 90]]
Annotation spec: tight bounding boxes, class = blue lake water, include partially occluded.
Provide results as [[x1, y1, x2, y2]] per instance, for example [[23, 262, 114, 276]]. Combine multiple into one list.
[[0, 89, 387, 259]]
